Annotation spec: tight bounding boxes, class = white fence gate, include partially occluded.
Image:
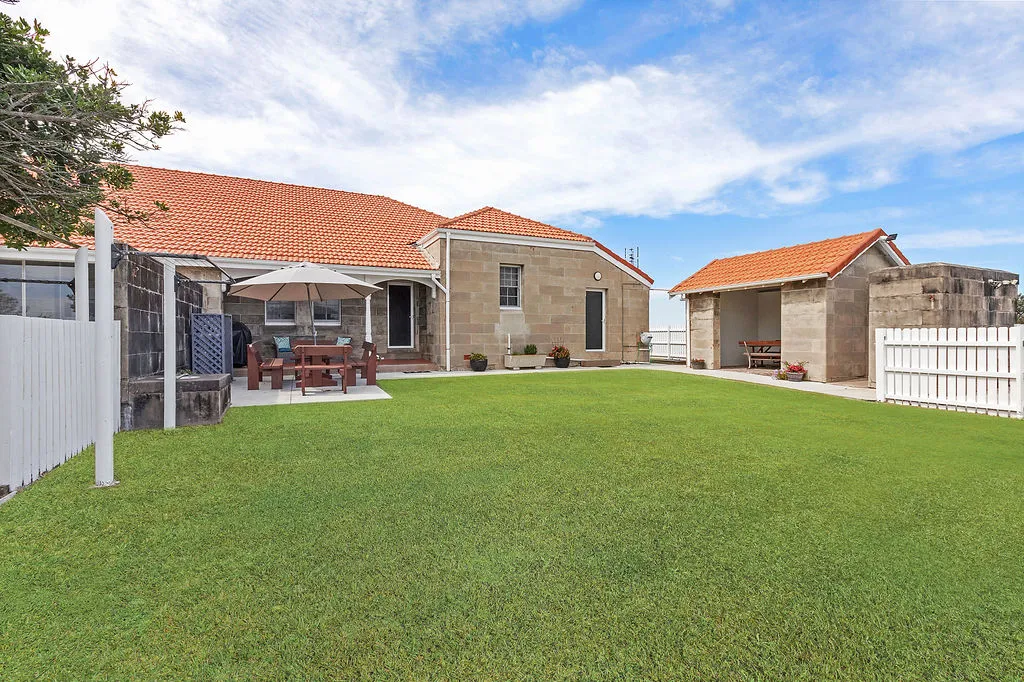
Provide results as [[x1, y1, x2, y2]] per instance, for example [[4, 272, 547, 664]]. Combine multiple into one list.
[[647, 327, 688, 362], [875, 326, 1023, 419], [0, 315, 120, 492]]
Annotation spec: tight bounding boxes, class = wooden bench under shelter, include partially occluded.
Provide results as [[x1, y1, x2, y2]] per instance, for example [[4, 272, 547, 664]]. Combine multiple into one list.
[[740, 340, 782, 368]]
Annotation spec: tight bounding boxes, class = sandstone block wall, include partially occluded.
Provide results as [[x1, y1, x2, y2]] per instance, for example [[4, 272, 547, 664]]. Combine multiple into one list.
[[440, 238, 650, 368], [687, 293, 720, 368], [824, 244, 891, 381], [868, 262, 1020, 384], [780, 280, 828, 382]]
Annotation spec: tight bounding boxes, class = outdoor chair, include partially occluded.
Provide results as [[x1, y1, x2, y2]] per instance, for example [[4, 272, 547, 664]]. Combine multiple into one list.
[[247, 343, 285, 390]]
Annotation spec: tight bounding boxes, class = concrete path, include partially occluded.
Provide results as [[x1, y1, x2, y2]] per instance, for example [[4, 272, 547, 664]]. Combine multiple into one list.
[[377, 363, 877, 402]]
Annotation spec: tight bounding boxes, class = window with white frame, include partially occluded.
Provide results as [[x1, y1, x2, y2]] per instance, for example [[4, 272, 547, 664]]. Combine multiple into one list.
[[0, 259, 88, 320], [313, 300, 341, 325], [265, 300, 296, 325], [499, 265, 521, 308]]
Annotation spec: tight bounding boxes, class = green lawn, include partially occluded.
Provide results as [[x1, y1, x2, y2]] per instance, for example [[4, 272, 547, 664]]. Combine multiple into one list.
[[1, 371, 1023, 680]]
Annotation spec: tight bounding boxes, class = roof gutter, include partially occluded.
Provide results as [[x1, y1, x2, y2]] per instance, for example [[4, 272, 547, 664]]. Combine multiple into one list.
[[670, 272, 829, 298]]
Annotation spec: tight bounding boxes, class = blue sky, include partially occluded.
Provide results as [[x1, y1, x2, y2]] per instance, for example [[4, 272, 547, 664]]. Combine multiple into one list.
[[18, 0, 1024, 324]]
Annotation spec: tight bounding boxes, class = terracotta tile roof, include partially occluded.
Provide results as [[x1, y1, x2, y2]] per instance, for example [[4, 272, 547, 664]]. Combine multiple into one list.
[[439, 206, 591, 242], [669, 229, 909, 294], [66, 165, 448, 269], [6, 168, 654, 283], [439, 206, 652, 283]]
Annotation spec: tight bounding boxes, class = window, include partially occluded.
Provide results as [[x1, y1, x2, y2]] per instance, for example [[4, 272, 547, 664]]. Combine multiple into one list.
[[0, 261, 22, 316], [265, 300, 296, 325], [25, 262, 75, 319], [0, 260, 85, 320], [313, 300, 341, 325], [499, 265, 521, 308]]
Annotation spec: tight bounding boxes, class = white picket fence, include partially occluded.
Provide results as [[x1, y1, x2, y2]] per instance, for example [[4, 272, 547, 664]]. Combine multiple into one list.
[[646, 327, 688, 362], [0, 315, 120, 492], [875, 326, 1024, 419]]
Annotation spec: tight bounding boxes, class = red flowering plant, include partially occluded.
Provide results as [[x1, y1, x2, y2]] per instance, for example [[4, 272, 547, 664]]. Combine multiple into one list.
[[785, 361, 807, 374], [550, 345, 571, 359]]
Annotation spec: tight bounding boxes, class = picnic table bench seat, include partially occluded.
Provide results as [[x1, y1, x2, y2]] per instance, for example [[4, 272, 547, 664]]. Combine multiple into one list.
[[346, 341, 378, 386], [247, 344, 285, 390]]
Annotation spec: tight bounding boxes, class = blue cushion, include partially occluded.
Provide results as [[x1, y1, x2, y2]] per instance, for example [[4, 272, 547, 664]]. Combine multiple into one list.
[[273, 336, 291, 353], [336, 337, 353, 345]]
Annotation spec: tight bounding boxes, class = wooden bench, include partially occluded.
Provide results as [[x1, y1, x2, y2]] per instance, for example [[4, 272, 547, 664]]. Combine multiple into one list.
[[740, 340, 782, 368], [247, 344, 285, 390], [346, 341, 378, 387]]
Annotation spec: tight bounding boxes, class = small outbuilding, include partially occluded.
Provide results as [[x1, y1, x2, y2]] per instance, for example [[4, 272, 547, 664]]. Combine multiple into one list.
[[669, 229, 909, 382]]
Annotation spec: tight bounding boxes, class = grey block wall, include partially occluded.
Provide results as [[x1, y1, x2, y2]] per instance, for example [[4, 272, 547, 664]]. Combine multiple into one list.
[[113, 248, 204, 429], [780, 280, 828, 382], [868, 262, 1019, 384], [824, 245, 891, 381]]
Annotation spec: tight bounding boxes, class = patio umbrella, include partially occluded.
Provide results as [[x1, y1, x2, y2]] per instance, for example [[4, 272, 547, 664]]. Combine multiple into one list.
[[227, 262, 381, 342]]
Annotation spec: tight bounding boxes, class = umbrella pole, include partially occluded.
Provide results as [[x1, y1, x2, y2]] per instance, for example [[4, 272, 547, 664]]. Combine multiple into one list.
[[308, 285, 317, 344]]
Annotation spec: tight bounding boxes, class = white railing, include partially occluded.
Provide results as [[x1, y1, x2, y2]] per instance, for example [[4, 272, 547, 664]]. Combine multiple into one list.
[[0, 315, 120, 492], [875, 326, 1023, 419], [647, 327, 687, 362]]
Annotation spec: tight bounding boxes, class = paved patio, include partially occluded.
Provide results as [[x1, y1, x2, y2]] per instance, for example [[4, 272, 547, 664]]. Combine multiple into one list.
[[230, 377, 391, 407]]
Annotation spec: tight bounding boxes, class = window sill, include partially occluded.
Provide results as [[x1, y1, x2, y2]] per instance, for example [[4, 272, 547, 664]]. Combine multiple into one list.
[[265, 321, 297, 327], [499, 306, 523, 311]]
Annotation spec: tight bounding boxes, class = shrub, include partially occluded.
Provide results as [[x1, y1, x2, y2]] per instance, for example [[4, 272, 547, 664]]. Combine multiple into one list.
[[469, 352, 487, 362], [523, 344, 538, 355]]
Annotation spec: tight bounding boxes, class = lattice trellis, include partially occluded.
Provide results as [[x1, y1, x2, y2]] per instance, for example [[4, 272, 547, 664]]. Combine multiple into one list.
[[191, 313, 232, 374]]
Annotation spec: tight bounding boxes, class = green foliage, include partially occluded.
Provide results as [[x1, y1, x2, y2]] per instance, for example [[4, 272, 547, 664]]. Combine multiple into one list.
[[523, 344, 537, 355], [2, 372, 1024, 678], [469, 352, 487, 361], [0, 13, 184, 247]]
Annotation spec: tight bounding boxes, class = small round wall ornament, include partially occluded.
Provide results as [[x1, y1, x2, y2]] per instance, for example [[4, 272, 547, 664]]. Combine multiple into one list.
[[593, 271, 602, 281]]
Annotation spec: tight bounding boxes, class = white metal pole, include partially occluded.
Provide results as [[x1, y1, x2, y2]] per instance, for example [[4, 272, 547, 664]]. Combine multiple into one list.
[[445, 231, 451, 372], [93, 209, 116, 487], [875, 328, 887, 402], [74, 246, 89, 322], [163, 262, 176, 430], [364, 295, 372, 342]]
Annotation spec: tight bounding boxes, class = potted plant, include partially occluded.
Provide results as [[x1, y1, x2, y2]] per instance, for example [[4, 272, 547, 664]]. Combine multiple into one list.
[[690, 358, 706, 369], [550, 345, 571, 368], [469, 353, 488, 372], [503, 343, 544, 370], [784, 361, 807, 381]]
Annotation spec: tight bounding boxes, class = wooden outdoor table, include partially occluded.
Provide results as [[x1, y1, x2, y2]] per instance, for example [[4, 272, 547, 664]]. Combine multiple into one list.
[[293, 344, 351, 393]]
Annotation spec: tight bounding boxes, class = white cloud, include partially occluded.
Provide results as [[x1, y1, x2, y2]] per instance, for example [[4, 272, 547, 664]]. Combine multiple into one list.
[[12, 0, 1024, 225], [900, 229, 1024, 249]]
